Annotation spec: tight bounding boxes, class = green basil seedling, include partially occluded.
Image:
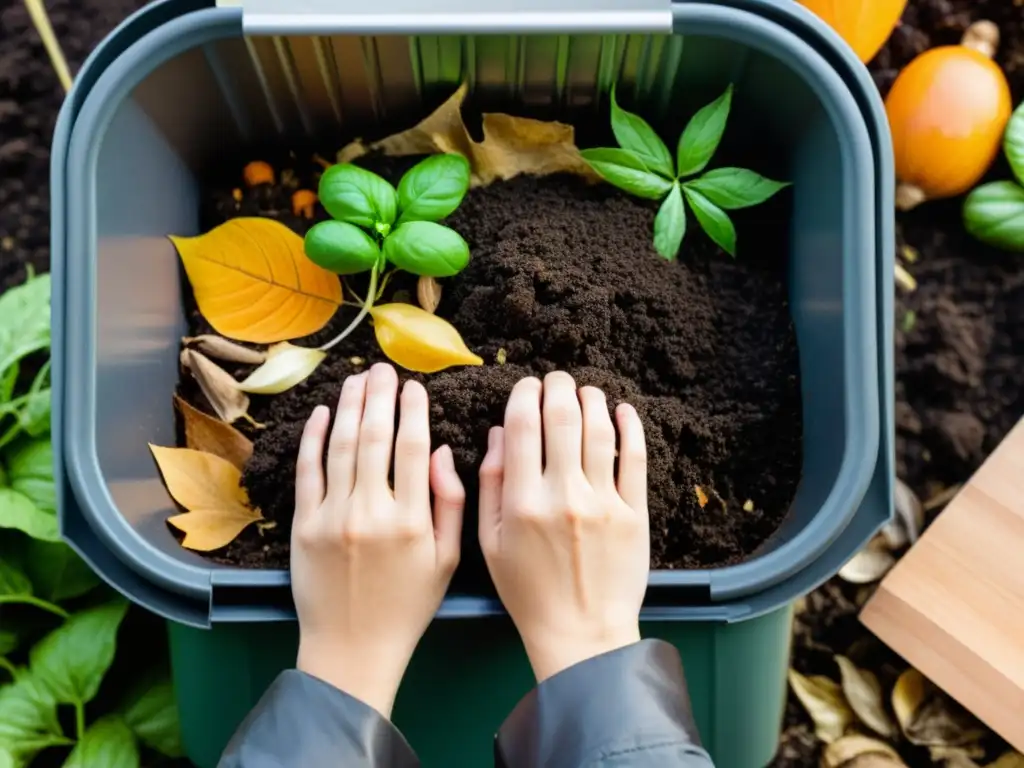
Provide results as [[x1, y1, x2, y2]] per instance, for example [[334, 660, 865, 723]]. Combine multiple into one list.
[[963, 101, 1024, 253], [302, 154, 473, 351], [581, 83, 789, 260]]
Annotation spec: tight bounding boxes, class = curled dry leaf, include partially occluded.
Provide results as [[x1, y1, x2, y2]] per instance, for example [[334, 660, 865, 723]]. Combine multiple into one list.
[[237, 342, 326, 395], [368, 303, 483, 373], [986, 753, 1024, 768], [892, 668, 987, 748], [788, 669, 854, 744], [838, 540, 896, 584], [149, 445, 263, 551], [180, 349, 255, 426], [417, 276, 442, 314], [821, 734, 903, 768], [173, 395, 253, 471], [930, 745, 986, 766], [883, 477, 924, 548], [170, 217, 342, 343], [183, 335, 267, 365], [834, 655, 897, 738], [337, 83, 600, 189]]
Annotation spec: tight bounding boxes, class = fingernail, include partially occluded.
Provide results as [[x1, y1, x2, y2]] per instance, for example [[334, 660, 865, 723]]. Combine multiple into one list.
[[311, 405, 328, 420]]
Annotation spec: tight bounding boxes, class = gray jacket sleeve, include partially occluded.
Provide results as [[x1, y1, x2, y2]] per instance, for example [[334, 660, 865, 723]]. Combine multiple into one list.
[[217, 669, 418, 768], [495, 639, 716, 768]]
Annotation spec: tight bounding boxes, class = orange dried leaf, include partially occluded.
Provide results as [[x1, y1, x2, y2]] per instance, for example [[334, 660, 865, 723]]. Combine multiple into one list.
[[797, 0, 907, 63], [292, 189, 317, 219], [173, 395, 253, 471], [368, 303, 483, 373], [243, 161, 274, 187], [149, 444, 262, 551], [169, 218, 342, 343], [695, 486, 709, 508]]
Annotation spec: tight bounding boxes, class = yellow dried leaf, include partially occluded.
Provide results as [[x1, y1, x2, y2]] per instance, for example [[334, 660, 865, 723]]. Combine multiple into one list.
[[822, 735, 903, 768], [237, 342, 326, 394], [337, 83, 599, 189], [788, 669, 855, 744], [892, 668, 987, 748], [931, 746, 985, 766], [180, 349, 255, 425], [170, 218, 342, 343], [150, 444, 263, 551], [173, 395, 253, 471], [368, 303, 483, 373], [835, 656, 897, 738], [183, 335, 267, 365]]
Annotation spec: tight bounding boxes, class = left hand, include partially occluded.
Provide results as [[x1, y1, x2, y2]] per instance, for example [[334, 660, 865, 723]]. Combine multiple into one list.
[[290, 363, 465, 718]]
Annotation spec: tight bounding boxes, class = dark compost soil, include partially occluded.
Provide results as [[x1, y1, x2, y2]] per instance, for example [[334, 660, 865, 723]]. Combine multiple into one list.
[[182, 156, 803, 585], [774, 2, 1024, 766]]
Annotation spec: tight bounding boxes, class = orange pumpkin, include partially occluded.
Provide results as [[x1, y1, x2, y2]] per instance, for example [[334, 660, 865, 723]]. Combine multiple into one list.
[[798, 0, 908, 63], [886, 23, 1011, 210]]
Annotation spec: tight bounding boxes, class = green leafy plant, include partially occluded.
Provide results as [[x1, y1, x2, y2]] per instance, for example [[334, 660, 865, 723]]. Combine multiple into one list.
[[581, 85, 790, 259], [0, 271, 183, 767], [304, 153, 472, 349], [963, 100, 1024, 252]]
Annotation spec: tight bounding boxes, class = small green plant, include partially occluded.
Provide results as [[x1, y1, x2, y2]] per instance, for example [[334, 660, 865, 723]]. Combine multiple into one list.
[[581, 85, 790, 259], [304, 153, 472, 349], [963, 100, 1024, 252]]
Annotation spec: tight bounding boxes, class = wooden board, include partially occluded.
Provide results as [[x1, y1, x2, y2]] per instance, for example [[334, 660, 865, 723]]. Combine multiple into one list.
[[861, 417, 1024, 752]]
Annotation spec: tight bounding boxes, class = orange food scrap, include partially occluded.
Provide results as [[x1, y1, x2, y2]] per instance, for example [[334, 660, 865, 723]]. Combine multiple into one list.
[[695, 486, 709, 509], [292, 189, 318, 219], [231, 188, 243, 202], [243, 160, 275, 187]]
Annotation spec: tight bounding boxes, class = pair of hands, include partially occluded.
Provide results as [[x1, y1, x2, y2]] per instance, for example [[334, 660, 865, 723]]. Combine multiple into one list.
[[291, 363, 650, 718]]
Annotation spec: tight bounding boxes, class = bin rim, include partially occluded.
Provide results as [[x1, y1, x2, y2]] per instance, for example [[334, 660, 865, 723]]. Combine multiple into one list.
[[56, 0, 882, 625]]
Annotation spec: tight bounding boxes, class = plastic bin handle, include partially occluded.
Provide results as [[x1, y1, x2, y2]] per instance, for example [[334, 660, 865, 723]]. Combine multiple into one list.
[[219, 0, 673, 35]]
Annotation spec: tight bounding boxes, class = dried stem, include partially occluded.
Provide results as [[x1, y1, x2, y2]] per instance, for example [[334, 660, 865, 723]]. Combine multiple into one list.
[[23, 0, 73, 91]]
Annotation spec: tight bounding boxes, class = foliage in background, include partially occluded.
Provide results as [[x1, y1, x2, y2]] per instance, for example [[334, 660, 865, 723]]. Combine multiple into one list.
[[963, 100, 1024, 252], [581, 85, 790, 259], [0, 272, 182, 767]]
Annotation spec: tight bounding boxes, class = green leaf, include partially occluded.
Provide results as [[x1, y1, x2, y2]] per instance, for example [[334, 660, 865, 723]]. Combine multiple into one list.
[[0, 560, 32, 599], [64, 716, 139, 768], [23, 540, 100, 603], [684, 187, 737, 257], [610, 86, 674, 178], [318, 164, 398, 228], [0, 673, 70, 763], [653, 183, 686, 260], [383, 222, 470, 277], [0, 489, 58, 542], [30, 600, 128, 706], [304, 220, 381, 275], [397, 154, 471, 224], [1005, 102, 1024, 186], [0, 273, 50, 381], [7, 438, 55, 517], [0, 632, 18, 657], [963, 180, 1024, 252], [580, 148, 674, 200], [121, 675, 182, 757], [0, 364, 17, 405], [677, 84, 733, 177], [685, 168, 790, 209], [0, 747, 14, 768]]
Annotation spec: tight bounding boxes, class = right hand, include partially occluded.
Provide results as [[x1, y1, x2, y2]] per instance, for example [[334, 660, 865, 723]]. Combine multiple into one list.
[[478, 372, 650, 682]]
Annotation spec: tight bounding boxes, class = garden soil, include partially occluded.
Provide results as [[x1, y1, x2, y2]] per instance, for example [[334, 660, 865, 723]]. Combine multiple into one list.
[[188, 159, 803, 587]]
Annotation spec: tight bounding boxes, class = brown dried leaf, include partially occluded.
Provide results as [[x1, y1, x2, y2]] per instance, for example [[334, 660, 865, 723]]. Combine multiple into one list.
[[788, 669, 855, 744], [337, 83, 599, 189], [835, 655, 898, 738], [149, 444, 263, 551], [821, 735, 903, 768], [180, 349, 254, 425], [173, 395, 253, 471], [892, 669, 987, 748], [183, 335, 267, 365], [985, 753, 1024, 768], [417, 275, 442, 314]]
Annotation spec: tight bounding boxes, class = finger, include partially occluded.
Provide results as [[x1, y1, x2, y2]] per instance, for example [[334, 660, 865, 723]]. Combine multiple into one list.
[[394, 380, 431, 512], [356, 363, 400, 492], [295, 405, 330, 522], [579, 387, 616, 490], [615, 403, 648, 512], [327, 372, 368, 499], [478, 426, 505, 553], [503, 377, 542, 490], [431, 445, 465, 573], [542, 371, 583, 477]]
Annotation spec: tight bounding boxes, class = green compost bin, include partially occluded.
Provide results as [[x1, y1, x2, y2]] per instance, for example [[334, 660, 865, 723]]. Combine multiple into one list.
[[50, 0, 895, 766]]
